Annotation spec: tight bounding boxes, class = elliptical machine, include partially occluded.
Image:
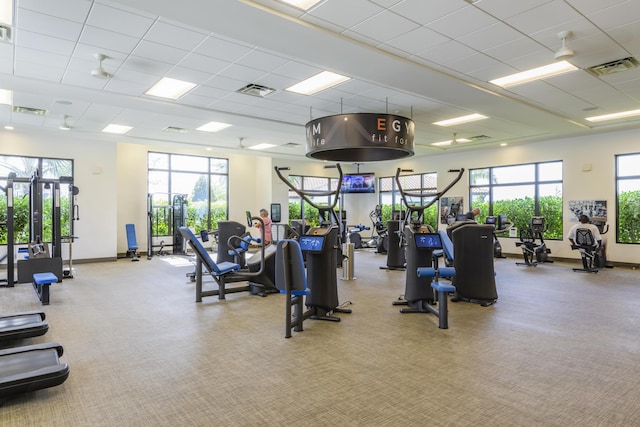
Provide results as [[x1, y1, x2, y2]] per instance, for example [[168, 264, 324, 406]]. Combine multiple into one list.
[[391, 167, 465, 313], [274, 164, 351, 322], [366, 205, 388, 253], [515, 216, 553, 267]]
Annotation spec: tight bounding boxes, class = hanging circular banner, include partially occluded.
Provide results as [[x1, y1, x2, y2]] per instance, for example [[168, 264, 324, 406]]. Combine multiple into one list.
[[305, 113, 415, 161]]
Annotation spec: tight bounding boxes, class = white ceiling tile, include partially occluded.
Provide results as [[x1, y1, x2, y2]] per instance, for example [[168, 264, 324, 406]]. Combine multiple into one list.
[[482, 37, 545, 63], [15, 9, 83, 41], [383, 26, 450, 56], [178, 53, 229, 75], [80, 26, 140, 54], [14, 46, 69, 70], [122, 56, 173, 75], [235, 50, 291, 73], [566, 0, 628, 15], [308, 0, 383, 29], [87, 2, 155, 38], [349, 10, 420, 44], [506, 2, 583, 35], [415, 40, 477, 65], [166, 66, 212, 85], [473, 0, 554, 20], [427, 5, 499, 39], [194, 35, 254, 63], [15, 30, 76, 56], [216, 64, 268, 84], [586, 1, 640, 30], [18, 0, 92, 23], [458, 23, 527, 52], [145, 21, 208, 50], [133, 40, 189, 64], [390, 0, 467, 25]]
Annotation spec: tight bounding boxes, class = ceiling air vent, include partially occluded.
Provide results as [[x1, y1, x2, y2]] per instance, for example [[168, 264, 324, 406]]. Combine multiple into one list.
[[236, 84, 276, 98], [586, 57, 638, 77], [283, 142, 301, 147], [13, 106, 48, 115], [163, 126, 190, 134]]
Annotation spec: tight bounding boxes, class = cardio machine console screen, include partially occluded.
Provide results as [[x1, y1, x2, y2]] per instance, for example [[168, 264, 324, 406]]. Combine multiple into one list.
[[414, 233, 443, 250], [299, 235, 325, 253]]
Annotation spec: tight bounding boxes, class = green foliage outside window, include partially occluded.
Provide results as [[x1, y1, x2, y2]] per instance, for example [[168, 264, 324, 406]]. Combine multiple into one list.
[[618, 190, 640, 243]]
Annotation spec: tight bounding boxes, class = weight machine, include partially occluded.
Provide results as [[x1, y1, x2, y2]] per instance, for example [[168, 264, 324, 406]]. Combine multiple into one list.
[[147, 193, 188, 259]]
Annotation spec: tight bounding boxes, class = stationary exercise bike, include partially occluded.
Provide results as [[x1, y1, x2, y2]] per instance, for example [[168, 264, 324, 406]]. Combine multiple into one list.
[[515, 216, 553, 267]]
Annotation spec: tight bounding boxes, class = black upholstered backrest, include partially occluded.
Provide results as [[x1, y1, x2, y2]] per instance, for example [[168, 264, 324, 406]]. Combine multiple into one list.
[[576, 228, 597, 248], [275, 240, 307, 292]]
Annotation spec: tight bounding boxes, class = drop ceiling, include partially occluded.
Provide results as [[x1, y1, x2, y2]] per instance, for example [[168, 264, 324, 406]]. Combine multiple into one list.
[[1, 0, 639, 160]]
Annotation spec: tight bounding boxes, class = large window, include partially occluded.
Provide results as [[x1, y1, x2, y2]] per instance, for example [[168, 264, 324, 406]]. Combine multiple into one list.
[[379, 172, 438, 229], [470, 161, 563, 239], [148, 152, 228, 234], [0, 155, 74, 244], [616, 153, 640, 244], [287, 175, 340, 227]]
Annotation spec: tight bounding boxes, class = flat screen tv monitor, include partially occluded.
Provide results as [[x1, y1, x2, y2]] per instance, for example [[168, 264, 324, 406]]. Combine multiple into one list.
[[341, 173, 375, 194], [414, 233, 443, 250]]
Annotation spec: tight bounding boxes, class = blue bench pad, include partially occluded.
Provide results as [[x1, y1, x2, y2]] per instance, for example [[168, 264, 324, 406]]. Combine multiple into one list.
[[33, 273, 59, 285]]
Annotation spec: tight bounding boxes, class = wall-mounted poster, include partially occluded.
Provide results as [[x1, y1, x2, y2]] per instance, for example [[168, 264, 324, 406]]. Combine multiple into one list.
[[568, 200, 607, 222], [440, 197, 464, 224]]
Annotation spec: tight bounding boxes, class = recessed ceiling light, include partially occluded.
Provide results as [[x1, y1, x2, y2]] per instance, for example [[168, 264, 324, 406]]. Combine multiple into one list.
[[0, 88, 12, 105], [431, 138, 471, 146], [102, 124, 132, 134], [489, 61, 578, 88], [433, 114, 488, 127], [196, 121, 232, 132], [278, 0, 323, 10], [145, 77, 197, 100], [585, 109, 640, 122], [4, 125, 13, 130], [286, 71, 350, 95], [248, 143, 276, 150], [0, 0, 13, 26]]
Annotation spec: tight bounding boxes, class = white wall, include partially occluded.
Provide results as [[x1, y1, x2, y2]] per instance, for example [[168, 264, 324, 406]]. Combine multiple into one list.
[[0, 128, 117, 260], [3, 125, 639, 265]]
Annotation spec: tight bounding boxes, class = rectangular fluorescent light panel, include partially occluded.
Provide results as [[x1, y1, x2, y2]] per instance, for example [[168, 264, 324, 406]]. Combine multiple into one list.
[[0, 88, 12, 105], [0, 0, 13, 25], [279, 0, 323, 10], [433, 114, 488, 127], [145, 77, 197, 100], [432, 138, 471, 146], [102, 124, 132, 134], [248, 143, 276, 150], [585, 109, 640, 122], [286, 71, 350, 95], [489, 61, 578, 88], [196, 121, 232, 132]]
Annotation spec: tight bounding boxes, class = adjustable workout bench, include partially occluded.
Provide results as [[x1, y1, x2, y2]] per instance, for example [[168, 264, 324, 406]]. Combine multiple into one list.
[[125, 224, 140, 261]]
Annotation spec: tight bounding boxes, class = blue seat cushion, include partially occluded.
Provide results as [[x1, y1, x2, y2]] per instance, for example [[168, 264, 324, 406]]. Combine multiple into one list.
[[33, 273, 59, 285]]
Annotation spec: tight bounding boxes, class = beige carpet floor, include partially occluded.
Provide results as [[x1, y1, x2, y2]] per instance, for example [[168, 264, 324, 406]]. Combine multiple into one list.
[[1, 247, 639, 426]]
